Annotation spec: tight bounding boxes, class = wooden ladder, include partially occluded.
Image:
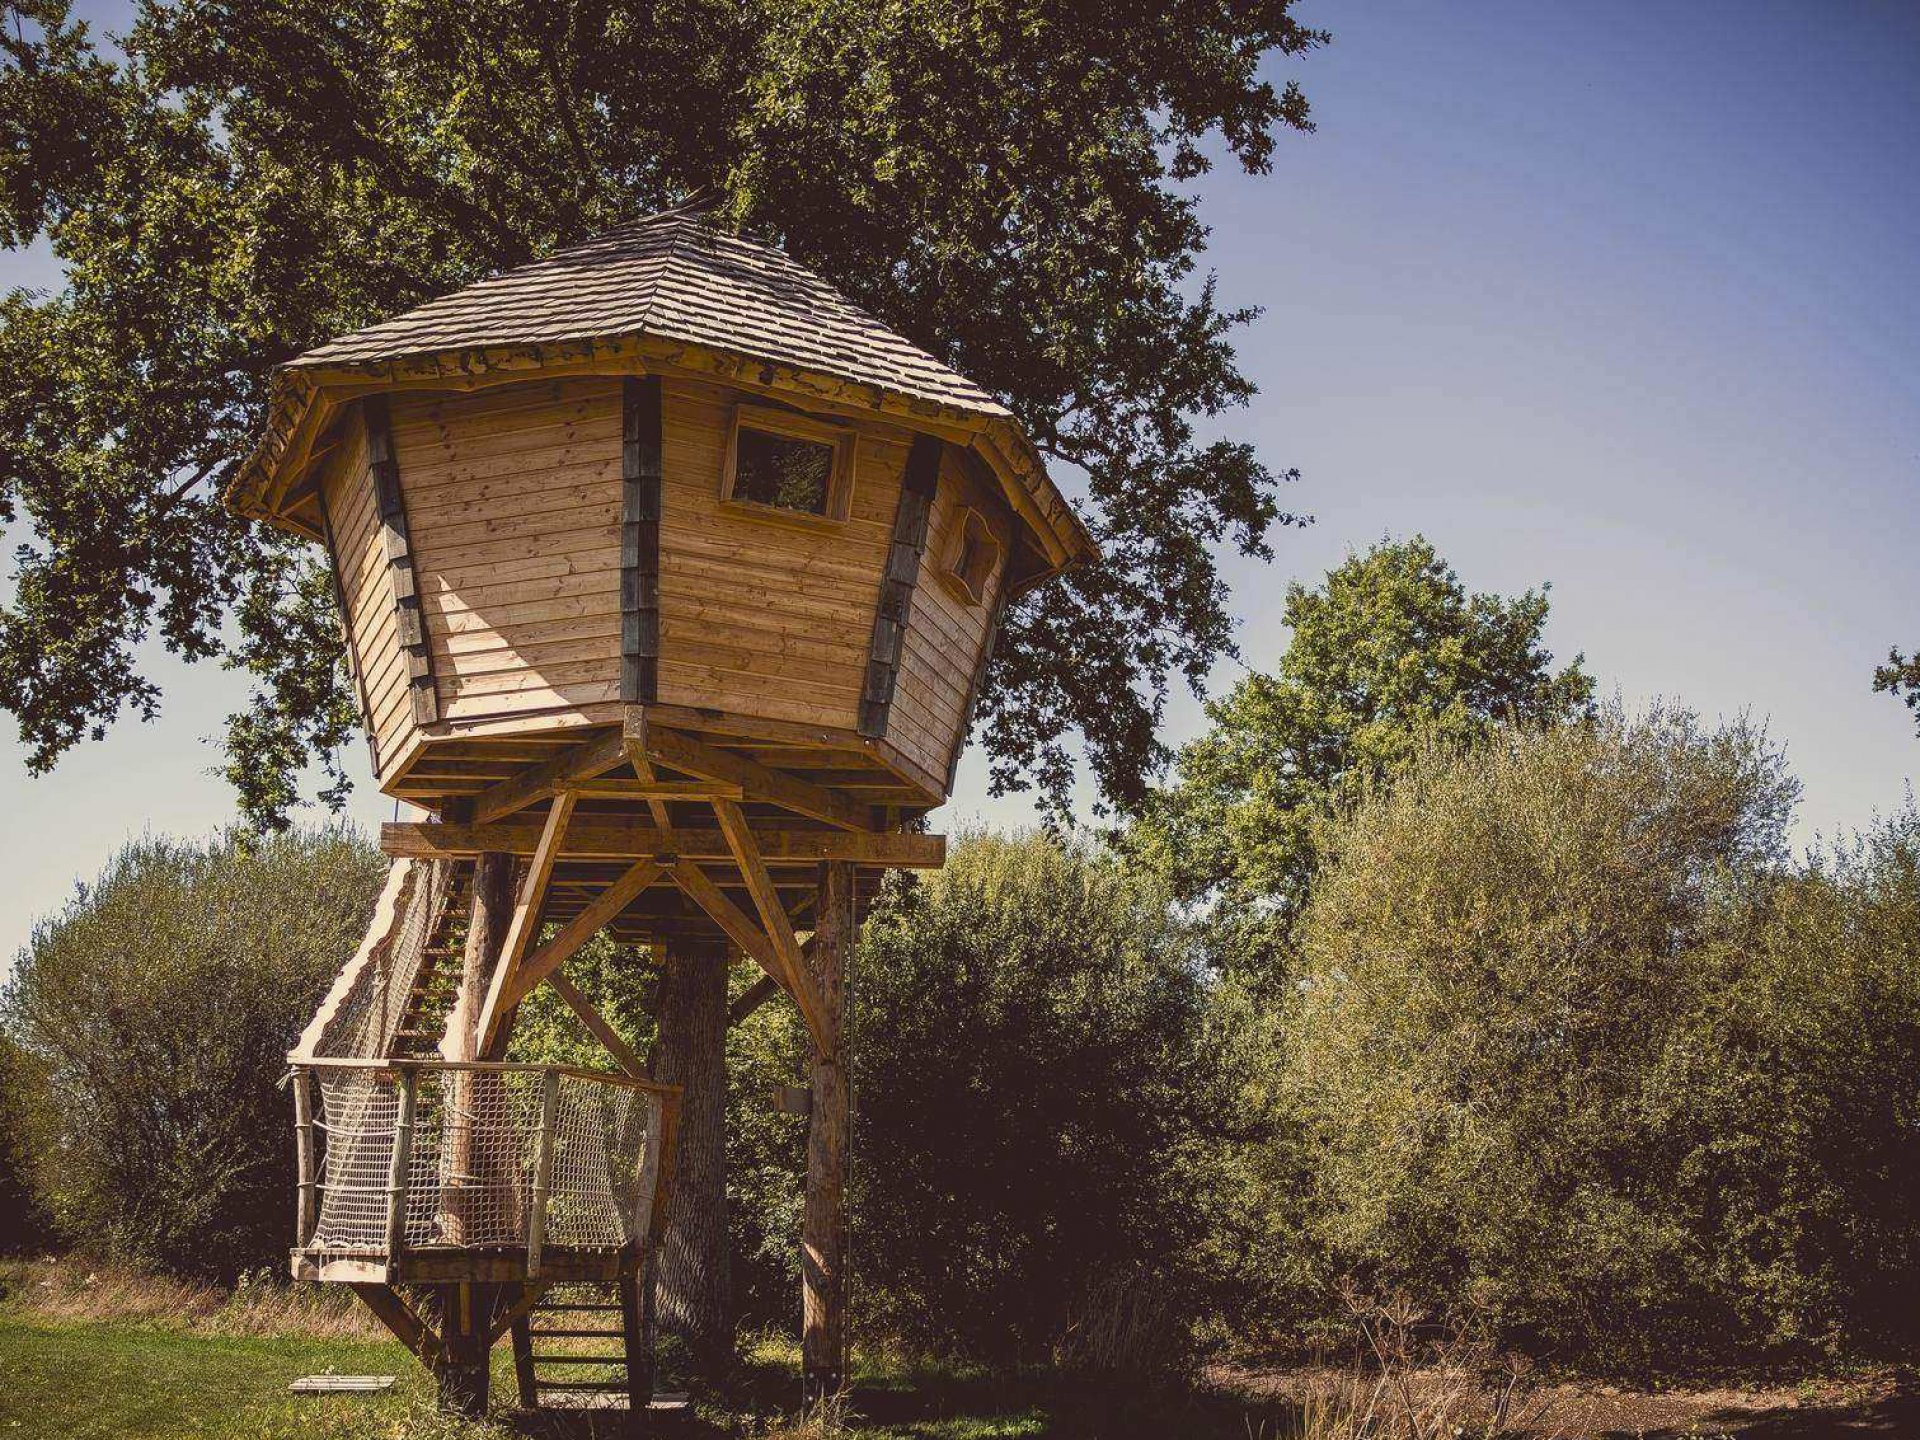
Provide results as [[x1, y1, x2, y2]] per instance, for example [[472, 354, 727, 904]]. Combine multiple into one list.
[[387, 862, 474, 1059], [511, 1280, 653, 1411]]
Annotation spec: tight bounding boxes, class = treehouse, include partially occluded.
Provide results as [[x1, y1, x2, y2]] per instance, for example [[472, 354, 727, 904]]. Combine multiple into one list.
[[226, 207, 1092, 1414]]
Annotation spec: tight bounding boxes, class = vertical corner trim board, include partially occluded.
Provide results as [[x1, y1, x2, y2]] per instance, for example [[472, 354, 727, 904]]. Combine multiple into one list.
[[318, 486, 382, 776], [858, 434, 944, 739], [363, 394, 439, 726], [946, 583, 1008, 794], [622, 375, 664, 706]]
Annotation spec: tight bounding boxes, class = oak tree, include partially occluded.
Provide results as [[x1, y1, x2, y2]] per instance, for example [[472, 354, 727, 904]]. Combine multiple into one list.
[[1, 0, 1323, 823]]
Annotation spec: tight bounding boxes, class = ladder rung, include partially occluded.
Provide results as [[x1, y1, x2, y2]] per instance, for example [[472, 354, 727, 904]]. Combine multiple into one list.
[[536, 1379, 629, 1392], [530, 1328, 623, 1339], [532, 1353, 626, 1365], [538, 1302, 623, 1312]]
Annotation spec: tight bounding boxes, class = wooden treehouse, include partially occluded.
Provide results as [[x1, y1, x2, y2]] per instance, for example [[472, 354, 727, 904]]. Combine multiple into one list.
[[227, 208, 1093, 1415]]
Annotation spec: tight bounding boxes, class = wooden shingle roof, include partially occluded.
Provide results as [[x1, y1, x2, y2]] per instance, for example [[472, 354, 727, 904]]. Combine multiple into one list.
[[232, 209, 1094, 570], [292, 212, 1010, 419]]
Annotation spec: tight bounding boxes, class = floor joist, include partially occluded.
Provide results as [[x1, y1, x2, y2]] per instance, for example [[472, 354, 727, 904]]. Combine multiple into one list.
[[383, 820, 945, 867], [468, 729, 628, 825], [626, 712, 878, 833]]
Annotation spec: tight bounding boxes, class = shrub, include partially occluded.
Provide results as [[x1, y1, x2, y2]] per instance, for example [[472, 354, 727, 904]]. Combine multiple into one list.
[[849, 830, 1233, 1371], [1, 826, 384, 1277], [1282, 707, 1920, 1365]]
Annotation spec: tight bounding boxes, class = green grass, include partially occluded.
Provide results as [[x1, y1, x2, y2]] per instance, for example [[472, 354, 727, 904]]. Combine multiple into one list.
[[0, 1314, 456, 1439], [0, 1313, 1262, 1439]]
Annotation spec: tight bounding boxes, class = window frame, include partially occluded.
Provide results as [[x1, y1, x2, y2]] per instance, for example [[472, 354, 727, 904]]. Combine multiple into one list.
[[720, 403, 857, 526], [939, 506, 1003, 607]]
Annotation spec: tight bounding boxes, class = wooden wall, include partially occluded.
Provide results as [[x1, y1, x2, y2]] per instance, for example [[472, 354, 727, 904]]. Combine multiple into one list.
[[391, 379, 625, 727], [887, 449, 1011, 787], [654, 377, 898, 732], [321, 414, 416, 775], [325, 372, 1015, 802]]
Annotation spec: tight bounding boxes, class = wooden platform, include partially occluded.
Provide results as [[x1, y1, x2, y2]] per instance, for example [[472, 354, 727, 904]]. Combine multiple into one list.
[[293, 1244, 639, 1286]]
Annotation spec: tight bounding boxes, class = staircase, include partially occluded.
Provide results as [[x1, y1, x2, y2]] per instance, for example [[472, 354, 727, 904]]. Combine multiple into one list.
[[511, 1281, 653, 1410], [386, 862, 473, 1060]]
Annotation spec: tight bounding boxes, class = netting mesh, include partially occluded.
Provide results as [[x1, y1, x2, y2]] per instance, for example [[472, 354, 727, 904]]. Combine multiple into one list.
[[312, 860, 458, 1060], [305, 1065, 658, 1255]]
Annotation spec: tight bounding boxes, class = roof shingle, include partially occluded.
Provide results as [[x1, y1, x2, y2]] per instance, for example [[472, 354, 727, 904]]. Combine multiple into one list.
[[293, 211, 1009, 418]]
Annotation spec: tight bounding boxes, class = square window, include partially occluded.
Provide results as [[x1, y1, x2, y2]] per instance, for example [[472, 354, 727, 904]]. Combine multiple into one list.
[[722, 405, 854, 522], [732, 427, 835, 515]]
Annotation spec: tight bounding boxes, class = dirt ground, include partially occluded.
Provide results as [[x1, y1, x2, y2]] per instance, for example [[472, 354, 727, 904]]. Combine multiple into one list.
[[1212, 1362, 1920, 1437]]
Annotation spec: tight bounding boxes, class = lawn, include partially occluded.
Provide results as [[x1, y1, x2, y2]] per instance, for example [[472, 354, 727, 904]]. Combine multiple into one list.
[[0, 1314, 449, 1439], [0, 1313, 1131, 1439], [5, 1294, 1914, 1439]]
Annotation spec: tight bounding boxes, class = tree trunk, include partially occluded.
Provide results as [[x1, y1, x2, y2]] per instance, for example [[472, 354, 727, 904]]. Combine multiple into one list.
[[652, 939, 733, 1368], [803, 862, 853, 1400], [441, 852, 515, 1249]]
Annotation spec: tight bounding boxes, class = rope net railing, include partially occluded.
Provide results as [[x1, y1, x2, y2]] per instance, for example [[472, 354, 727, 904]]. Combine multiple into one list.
[[294, 1060, 671, 1262]]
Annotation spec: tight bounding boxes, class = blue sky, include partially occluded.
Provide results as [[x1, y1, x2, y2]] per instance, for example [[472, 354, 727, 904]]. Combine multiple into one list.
[[3, 0, 1917, 958]]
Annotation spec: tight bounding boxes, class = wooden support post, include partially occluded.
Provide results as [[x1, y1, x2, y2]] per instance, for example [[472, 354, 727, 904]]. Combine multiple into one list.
[[384, 1069, 419, 1274], [803, 861, 854, 1402], [510, 1311, 538, 1408], [620, 1275, 652, 1411], [626, 710, 878, 833], [292, 1069, 318, 1247], [526, 1070, 560, 1278], [728, 974, 780, 1028], [473, 803, 577, 1058], [501, 858, 665, 1011], [349, 1282, 445, 1368], [546, 970, 647, 1078], [668, 859, 829, 1052], [436, 1281, 492, 1418]]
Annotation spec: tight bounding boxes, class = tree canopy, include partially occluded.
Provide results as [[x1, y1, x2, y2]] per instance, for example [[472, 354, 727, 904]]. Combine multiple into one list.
[[0, 0, 1324, 824], [1133, 536, 1593, 980], [1873, 647, 1920, 739]]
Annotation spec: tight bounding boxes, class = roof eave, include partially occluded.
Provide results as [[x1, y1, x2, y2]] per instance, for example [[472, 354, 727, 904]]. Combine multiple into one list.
[[229, 334, 1099, 579]]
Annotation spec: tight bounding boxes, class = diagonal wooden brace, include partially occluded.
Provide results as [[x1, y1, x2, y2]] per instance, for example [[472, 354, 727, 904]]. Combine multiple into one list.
[[500, 858, 666, 1013], [470, 795, 576, 1057], [668, 856, 830, 1053]]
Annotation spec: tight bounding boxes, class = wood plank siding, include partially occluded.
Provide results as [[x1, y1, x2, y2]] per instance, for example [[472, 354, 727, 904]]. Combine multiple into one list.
[[323, 370, 1007, 804], [321, 414, 417, 775], [652, 378, 898, 733], [885, 448, 1013, 786], [390, 379, 624, 725]]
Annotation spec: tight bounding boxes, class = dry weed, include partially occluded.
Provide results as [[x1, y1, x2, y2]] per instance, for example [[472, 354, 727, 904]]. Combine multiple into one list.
[[1266, 1284, 1558, 1440], [0, 1256, 382, 1339]]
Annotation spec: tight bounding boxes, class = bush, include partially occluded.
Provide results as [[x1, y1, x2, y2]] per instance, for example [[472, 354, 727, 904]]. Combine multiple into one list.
[[849, 830, 1234, 1373], [1280, 707, 1920, 1366], [1, 826, 384, 1277]]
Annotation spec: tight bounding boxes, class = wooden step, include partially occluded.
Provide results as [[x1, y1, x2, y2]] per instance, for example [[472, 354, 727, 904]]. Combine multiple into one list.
[[535, 1379, 628, 1392], [530, 1328, 623, 1339], [531, 1353, 627, 1365]]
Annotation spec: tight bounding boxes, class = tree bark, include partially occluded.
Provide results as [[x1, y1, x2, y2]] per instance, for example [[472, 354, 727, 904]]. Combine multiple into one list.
[[441, 853, 515, 1249], [803, 861, 853, 1400], [652, 939, 733, 1368], [456, 852, 516, 1058]]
